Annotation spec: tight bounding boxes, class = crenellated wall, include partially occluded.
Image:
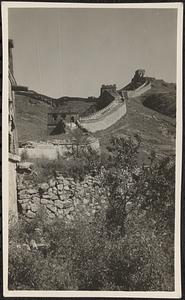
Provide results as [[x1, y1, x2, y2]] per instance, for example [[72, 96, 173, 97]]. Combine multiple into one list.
[[78, 101, 127, 133], [126, 81, 151, 98]]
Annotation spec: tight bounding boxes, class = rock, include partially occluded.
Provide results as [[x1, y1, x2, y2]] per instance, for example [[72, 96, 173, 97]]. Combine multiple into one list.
[[30, 239, 38, 250], [40, 183, 49, 191], [125, 201, 133, 213], [85, 183, 90, 188], [63, 201, 72, 209], [18, 193, 30, 200], [30, 203, 39, 213], [41, 198, 49, 205], [64, 186, 70, 191], [66, 214, 74, 220], [73, 198, 80, 206], [55, 171, 63, 177], [63, 179, 69, 186], [42, 194, 50, 199], [52, 190, 58, 195], [58, 209, 64, 215], [19, 198, 30, 203], [27, 189, 38, 195], [17, 185, 26, 191], [48, 188, 53, 193], [21, 203, 28, 211], [47, 204, 57, 214], [83, 198, 89, 204], [57, 184, 63, 191], [54, 200, 63, 209], [26, 210, 36, 219], [17, 162, 33, 173], [49, 179, 56, 187], [48, 211, 55, 219], [32, 196, 40, 202], [51, 194, 59, 201], [18, 189, 27, 196], [59, 194, 65, 201]]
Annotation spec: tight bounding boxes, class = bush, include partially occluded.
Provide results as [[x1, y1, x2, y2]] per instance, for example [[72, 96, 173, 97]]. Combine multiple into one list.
[[9, 135, 175, 291]]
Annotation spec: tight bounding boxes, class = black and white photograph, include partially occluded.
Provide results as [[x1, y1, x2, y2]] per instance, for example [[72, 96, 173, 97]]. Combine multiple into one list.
[[2, 2, 183, 298]]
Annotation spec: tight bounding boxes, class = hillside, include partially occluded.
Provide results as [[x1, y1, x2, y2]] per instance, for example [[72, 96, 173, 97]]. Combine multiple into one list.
[[15, 93, 97, 142], [141, 78, 176, 118], [15, 77, 176, 160], [96, 82, 176, 162], [15, 94, 50, 142]]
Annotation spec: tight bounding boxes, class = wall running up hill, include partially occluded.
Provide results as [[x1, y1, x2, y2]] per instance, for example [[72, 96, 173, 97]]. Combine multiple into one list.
[[77, 79, 151, 133], [79, 101, 126, 133]]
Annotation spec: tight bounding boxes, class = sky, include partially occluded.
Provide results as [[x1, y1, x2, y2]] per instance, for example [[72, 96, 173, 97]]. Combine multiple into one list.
[[9, 7, 177, 98]]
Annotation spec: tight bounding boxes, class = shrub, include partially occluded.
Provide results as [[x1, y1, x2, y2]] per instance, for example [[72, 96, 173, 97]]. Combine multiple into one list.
[[9, 135, 175, 291]]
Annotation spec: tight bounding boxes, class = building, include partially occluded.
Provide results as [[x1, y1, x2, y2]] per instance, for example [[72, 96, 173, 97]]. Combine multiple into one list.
[[8, 39, 20, 220], [48, 108, 80, 135]]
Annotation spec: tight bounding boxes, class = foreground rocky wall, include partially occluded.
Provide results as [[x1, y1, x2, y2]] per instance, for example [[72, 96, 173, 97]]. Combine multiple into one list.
[[17, 172, 108, 222]]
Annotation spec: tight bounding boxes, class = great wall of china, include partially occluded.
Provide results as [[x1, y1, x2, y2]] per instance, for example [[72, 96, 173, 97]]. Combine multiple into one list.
[[77, 77, 151, 133]]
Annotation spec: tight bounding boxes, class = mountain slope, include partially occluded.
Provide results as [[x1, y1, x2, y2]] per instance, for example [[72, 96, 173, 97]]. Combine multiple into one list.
[[15, 77, 176, 157], [140, 78, 176, 118]]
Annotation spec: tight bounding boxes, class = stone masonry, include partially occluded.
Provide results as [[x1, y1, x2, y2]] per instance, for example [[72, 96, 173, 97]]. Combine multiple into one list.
[[17, 172, 108, 222]]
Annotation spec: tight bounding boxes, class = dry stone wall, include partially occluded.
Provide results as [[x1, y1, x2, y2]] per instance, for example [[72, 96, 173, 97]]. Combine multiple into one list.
[[17, 172, 108, 222]]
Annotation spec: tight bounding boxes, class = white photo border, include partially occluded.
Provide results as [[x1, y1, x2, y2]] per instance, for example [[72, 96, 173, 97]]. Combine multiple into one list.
[[2, 1, 183, 298]]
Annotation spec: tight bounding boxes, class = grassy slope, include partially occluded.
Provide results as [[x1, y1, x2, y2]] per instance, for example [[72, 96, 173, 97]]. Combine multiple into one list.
[[141, 79, 176, 118], [15, 94, 50, 142], [95, 80, 176, 162]]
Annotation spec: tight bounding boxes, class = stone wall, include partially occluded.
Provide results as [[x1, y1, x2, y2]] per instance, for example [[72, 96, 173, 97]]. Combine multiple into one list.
[[17, 172, 108, 222], [79, 102, 127, 133], [126, 81, 151, 98], [9, 155, 20, 220], [19, 138, 100, 160]]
